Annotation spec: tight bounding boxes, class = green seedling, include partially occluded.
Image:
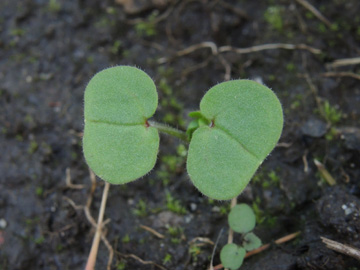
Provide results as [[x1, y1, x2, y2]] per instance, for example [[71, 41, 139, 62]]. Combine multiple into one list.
[[84, 66, 283, 199], [83, 66, 282, 269], [220, 204, 262, 270]]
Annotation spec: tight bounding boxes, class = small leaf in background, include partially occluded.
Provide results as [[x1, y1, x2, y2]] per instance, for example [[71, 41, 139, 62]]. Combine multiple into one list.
[[243, 232, 262, 251], [83, 66, 159, 184], [220, 243, 246, 270], [187, 80, 283, 200], [228, 204, 256, 234]]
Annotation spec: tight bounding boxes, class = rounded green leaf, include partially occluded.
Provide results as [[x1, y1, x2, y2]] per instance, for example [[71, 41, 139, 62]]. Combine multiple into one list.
[[187, 80, 283, 200], [83, 66, 159, 184], [220, 243, 246, 270], [243, 232, 262, 251], [228, 204, 256, 234]]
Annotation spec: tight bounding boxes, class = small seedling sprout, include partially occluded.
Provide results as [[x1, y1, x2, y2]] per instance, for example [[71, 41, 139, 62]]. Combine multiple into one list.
[[220, 204, 262, 269], [82, 66, 282, 269]]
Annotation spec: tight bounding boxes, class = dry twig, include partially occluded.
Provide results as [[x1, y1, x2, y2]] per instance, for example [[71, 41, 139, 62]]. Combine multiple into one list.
[[218, 43, 321, 55], [295, 0, 332, 27], [159, 42, 321, 64], [85, 181, 111, 270], [322, 72, 360, 81], [189, 237, 215, 246], [321, 237, 360, 261], [65, 167, 85, 189], [117, 251, 168, 270], [314, 159, 336, 186], [302, 151, 309, 173], [140, 225, 165, 239], [328, 57, 360, 68]]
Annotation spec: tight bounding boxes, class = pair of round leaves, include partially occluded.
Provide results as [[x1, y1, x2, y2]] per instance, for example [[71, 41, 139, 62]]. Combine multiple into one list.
[[83, 66, 159, 184], [220, 204, 262, 269], [83, 66, 283, 200], [228, 204, 262, 251], [220, 235, 261, 270]]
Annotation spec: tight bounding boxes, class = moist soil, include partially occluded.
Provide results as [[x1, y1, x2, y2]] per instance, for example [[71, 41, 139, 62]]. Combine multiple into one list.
[[1, 0, 360, 269]]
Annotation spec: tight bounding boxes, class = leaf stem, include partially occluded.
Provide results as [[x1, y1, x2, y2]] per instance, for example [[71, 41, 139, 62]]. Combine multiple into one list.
[[224, 197, 237, 270], [85, 181, 110, 270], [148, 121, 188, 143]]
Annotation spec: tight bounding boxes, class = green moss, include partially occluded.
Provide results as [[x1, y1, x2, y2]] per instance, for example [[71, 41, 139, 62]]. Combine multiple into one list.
[[162, 113, 176, 124], [135, 11, 158, 37], [219, 204, 231, 215], [106, 7, 117, 15], [167, 226, 183, 244], [28, 140, 39, 154], [268, 170, 280, 185], [15, 134, 24, 141], [252, 199, 265, 224], [161, 155, 182, 173], [48, 0, 61, 12], [10, 28, 25, 36], [322, 100, 342, 125], [159, 80, 173, 95], [176, 144, 187, 157], [56, 244, 64, 252], [35, 187, 43, 197], [110, 40, 122, 55], [317, 23, 327, 33], [86, 56, 94, 64], [122, 234, 130, 243], [166, 192, 186, 215], [305, 11, 314, 19], [189, 245, 201, 262], [34, 236, 45, 245], [286, 63, 296, 72], [325, 127, 338, 141], [133, 199, 147, 217], [157, 170, 170, 186], [264, 6, 283, 31], [116, 261, 126, 270], [162, 253, 172, 264]]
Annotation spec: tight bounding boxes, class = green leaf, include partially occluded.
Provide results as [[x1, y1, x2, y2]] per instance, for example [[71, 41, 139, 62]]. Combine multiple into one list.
[[228, 204, 256, 234], [187, 80, 283, 200], [83, 66, 159, 184], [220, 243, 246, 270], [243, 232, 262, 251]]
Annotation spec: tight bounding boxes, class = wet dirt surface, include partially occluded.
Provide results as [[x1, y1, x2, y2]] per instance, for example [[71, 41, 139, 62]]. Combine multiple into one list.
[[1, 0, 360, 269]]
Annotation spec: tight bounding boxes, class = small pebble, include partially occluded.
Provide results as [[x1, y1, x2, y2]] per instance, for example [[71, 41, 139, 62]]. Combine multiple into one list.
[[0, 219, 7, 229], [190, 203, 197, 211]]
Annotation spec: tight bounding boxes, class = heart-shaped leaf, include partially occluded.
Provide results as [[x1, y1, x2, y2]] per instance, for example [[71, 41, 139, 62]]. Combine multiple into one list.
[[187, 80, 283, 200], [228, 203, 256, 234], [220, 243, 246, 270], [243, 232, 262, 251], [83, 66, 159, 184]]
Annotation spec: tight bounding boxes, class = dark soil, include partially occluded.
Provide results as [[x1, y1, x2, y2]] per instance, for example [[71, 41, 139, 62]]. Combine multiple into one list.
[[1, 0, 360, 269]]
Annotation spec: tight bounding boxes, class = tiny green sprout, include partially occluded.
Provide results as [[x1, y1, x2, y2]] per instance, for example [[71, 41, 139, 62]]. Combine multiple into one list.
[[220, 243, 246, 270], [228, 204, 256, 234], [221, 204, 261, 269], [83, 66, 159, 185], [243, 232, 262, 251], [163, 253, 172, 264]]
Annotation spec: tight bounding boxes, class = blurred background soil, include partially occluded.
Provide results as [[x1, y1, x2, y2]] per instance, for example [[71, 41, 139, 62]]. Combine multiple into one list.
[[0, 0, 359, 269]]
